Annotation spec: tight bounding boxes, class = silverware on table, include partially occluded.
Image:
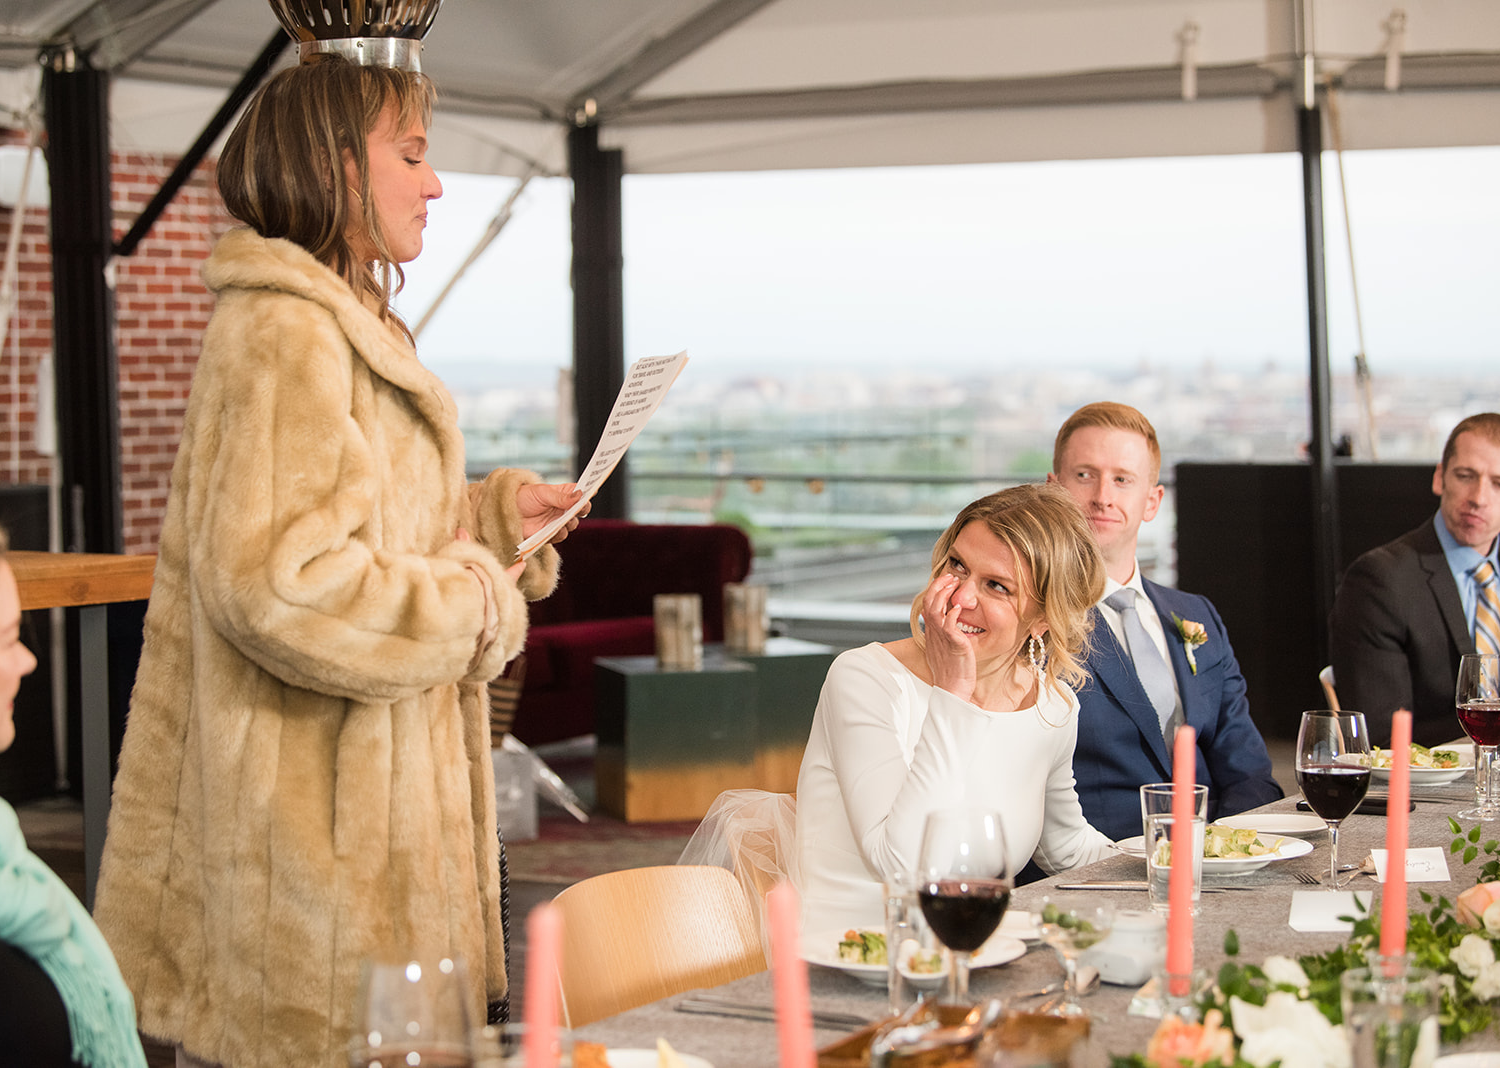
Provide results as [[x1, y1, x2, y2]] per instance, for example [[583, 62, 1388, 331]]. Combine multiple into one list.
[[675, 995, 873, 1031], [1052, 881, 1250, 892]]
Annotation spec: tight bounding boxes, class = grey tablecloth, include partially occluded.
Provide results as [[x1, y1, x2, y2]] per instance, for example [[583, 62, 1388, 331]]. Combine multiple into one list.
[[577, 785, 1500, 1064]]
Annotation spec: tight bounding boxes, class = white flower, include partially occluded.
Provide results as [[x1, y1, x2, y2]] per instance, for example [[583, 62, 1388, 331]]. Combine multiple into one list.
[[1231, 992, 1350, 1068], [1484, 901, 1500, 936], [1261, 955, 1309, 991], [1439, 973, 1458, 1000], [1472, 960, 1500, 1001], [1452, 932, 1496, 978]]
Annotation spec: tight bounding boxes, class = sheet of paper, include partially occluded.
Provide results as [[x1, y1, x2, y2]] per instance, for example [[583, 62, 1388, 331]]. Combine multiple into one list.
[[514, 351, 688, 558], [1371, 847, 1451, 883], [1288, 889, 1372, 932]]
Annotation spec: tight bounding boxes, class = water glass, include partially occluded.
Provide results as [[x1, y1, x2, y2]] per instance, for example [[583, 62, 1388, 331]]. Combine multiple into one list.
[[885, 870, 943, 1016], [1139, 784, 1208, 916], [1341, 963, 1440, 1068]]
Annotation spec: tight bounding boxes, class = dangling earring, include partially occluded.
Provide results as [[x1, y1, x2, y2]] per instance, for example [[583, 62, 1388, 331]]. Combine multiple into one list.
[[1026, 634, 1045, 677]]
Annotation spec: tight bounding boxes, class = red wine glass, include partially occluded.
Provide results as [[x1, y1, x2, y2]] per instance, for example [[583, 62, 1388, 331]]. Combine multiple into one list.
[[1457, 654, 1500, 822], [916, 809, 1010, 1004], [1295, 709, 1372, 890]]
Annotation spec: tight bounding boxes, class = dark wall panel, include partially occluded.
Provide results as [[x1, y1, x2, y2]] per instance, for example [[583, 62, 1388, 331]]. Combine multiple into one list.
[[1176, 462, 1435, 741]]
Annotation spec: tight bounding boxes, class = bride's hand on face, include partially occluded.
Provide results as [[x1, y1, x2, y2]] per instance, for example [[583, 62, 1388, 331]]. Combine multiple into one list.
[[922, 572, 979, 702]]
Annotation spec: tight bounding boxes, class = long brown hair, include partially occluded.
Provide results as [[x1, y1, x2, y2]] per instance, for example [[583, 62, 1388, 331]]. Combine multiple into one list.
[[911, 483, 1104, 691], [217, 54, 436, 343]]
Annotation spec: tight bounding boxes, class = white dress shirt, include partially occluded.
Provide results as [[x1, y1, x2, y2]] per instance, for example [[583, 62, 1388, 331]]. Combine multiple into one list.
[[1097, 562, 1184, 722]]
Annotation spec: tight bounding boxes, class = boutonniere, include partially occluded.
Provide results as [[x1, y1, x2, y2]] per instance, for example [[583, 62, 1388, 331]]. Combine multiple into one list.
[[1171, 613, 1208, 674]]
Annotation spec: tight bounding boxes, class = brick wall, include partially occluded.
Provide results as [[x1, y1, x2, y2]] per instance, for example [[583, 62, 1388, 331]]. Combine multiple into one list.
[[0, 130, 232, 553]]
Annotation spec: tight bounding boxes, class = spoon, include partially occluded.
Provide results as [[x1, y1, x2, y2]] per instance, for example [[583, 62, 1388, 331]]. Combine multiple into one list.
[[1032, 965, 1101, 1014], [1012, 964, 1101, 1004]]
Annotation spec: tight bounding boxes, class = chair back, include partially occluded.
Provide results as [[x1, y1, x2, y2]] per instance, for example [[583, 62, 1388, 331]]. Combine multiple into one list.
[[552, 865, 767, 1028], [1318, 665, 1340, 710]]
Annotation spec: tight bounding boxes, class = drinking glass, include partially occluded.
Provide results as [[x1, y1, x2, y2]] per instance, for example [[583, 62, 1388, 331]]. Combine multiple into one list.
[[1139, 783, 1208, 916], [1456, 654, 1500, 821], [1032, 896, 1113, 1017], [917, 808, 1011, 1004], [1295, 709, 1372, 890], [350, 956, 474, 1068]]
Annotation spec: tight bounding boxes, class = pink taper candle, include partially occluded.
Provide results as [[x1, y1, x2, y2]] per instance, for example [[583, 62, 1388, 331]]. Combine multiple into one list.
[[768, 881, 816, 1068], [1381, 709, 1412, 964], [1166, 725, 1198, 995], [524, 903, 563, 1068]]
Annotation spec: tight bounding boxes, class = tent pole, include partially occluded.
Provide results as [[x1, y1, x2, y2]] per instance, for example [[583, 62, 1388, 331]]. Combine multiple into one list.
[[41, 46, 122, 554], [1296, 1, 1340, 666], [568, 123, 628, 519]]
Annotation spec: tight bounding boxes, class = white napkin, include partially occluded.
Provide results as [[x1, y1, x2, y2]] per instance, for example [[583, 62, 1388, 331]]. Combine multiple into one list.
[[1370, 847, 1451, 883], [1288, 890, 1373, 932]]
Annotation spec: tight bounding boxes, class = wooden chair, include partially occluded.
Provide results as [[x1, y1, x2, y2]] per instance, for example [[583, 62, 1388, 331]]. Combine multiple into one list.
[[551, 865, 767, 1028], [1318, 665, 1340, 710]]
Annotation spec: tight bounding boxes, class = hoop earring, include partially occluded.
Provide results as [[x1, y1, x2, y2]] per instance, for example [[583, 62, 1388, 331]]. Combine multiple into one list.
[[1026, 634, 1045, 676]]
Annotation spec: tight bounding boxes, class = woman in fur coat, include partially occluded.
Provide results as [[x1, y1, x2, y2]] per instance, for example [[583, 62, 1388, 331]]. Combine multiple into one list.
[[92, 56, 582, 1068]]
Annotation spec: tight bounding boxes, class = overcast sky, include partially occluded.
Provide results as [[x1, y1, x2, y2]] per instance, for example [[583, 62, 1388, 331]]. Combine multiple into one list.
[[394, 146, 1499, 388]]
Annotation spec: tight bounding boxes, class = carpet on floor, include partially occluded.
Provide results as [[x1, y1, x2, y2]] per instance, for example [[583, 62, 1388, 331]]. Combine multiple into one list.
[[505, 813, 701, 884]]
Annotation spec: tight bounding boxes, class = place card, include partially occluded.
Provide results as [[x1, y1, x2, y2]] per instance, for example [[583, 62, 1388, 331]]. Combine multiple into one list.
[[1288, 890, 1373, 932], [1370, 847, 1450, 883]]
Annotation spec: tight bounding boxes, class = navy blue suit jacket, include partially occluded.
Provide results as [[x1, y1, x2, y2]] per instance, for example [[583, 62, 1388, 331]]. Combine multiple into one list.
[[1072, 580, 1284, 842]]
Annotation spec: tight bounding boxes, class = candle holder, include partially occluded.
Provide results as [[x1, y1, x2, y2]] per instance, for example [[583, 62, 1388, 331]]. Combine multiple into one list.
[[723, 582, 768, 654], [654, 593, 703, 670], [1150, 966, 1213, 1022], [1341, 958, 1440, 1068]]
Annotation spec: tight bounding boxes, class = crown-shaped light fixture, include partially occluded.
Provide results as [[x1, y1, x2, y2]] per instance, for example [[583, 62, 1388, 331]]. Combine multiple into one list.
[[268, 0, 442, 72]]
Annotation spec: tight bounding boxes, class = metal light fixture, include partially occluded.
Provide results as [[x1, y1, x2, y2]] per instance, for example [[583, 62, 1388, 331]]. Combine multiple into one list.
[[267, 0, 443, 71]]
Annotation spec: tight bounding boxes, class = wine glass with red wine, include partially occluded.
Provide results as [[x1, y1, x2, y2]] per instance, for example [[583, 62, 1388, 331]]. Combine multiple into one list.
[[349, 956, 474, 1068], [1295, 709, 1372, 890], [1456, 654, 1500, 822], [916, 808, 1010, 1004]]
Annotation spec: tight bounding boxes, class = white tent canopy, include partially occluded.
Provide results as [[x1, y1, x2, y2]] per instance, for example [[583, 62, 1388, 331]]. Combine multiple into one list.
[[2, 0, 1498, 178]]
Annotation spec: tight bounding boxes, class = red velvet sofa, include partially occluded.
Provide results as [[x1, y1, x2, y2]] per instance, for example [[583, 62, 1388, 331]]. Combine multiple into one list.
[[507, 519, 754, 745]]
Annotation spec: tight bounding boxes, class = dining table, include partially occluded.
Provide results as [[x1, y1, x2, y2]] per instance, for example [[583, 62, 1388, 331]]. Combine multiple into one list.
[[577, 777, 1500, 1065]]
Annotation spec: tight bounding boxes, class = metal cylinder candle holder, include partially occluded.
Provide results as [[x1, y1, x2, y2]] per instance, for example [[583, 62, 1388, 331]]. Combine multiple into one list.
[[723, 582, 768, 655], [654, 593, 703, 670]]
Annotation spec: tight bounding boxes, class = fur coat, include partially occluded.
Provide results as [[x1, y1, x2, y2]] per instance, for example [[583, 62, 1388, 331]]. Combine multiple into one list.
[[93, 228, 559, 1068]]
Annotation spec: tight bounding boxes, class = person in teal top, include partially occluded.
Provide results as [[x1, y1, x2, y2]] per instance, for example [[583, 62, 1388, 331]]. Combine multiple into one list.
[[0, 525, 147, 1068]]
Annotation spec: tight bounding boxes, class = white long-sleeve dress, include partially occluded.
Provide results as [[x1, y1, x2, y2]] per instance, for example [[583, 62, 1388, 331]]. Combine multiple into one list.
[[794, 642, 1114, 939]]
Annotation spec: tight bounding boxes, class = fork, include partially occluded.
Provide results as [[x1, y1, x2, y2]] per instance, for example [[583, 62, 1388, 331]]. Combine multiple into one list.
[[1292, 871, 1320, 885]]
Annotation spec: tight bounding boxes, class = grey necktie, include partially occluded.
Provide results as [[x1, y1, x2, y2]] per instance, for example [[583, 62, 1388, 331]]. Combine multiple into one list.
[[1105, 589, 1178, 736]]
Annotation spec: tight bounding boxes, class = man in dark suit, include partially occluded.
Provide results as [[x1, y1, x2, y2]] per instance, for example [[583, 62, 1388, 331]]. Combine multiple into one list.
[[1330, 412, 1500, 748], [1048, 403, 1282, 841]]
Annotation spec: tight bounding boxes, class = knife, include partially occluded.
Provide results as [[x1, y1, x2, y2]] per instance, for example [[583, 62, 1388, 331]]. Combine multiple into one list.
[[675, 996, 872, 1031], [1053, 881, 1246, 892]]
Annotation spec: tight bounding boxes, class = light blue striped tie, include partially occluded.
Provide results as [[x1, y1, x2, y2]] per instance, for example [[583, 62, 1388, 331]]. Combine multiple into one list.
[[1105, 589, 1178, 737], [1475, 560, 1500, 658]]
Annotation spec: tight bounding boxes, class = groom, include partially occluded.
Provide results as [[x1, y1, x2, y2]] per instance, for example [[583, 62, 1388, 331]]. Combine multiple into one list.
[[1048, 402, 1282, 841]]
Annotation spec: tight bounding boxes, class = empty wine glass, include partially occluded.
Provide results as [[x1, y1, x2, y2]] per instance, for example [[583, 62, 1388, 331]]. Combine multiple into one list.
[[916, 808, 1011, 1004], [350, 955, 474, 1068], [1032, 896, 1113, 1017], [1295, 709, 1372, 890], [1456, 654, 1500, 821]]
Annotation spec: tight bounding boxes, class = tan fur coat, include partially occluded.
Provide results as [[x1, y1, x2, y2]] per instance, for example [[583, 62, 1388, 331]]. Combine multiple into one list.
[[93, 229, 558, 1068]]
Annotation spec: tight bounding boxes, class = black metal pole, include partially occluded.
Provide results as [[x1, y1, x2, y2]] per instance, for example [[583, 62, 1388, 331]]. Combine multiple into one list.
[[114, 30, 290, 259], [569, 123, 628, 520], [1299, 102, 1339, 660], [42, 47, 122, 554]]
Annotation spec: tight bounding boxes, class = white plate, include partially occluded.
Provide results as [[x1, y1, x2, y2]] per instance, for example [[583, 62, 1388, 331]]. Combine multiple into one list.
[[1370, 745, 1473, 785], [1434, 1055, 1500, 1068], [1113, 833, 1315, 875], [999, 908, 1040, 941], [802, 927, 1026, 987], [1213, 813, 1328, 839], [607, 1050, 714, 1068], [1428, 1050, 1500, 1068]]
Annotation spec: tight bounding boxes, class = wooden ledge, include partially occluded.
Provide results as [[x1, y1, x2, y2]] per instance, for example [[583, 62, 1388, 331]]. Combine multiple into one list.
[[9, 551, 157, 611]]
